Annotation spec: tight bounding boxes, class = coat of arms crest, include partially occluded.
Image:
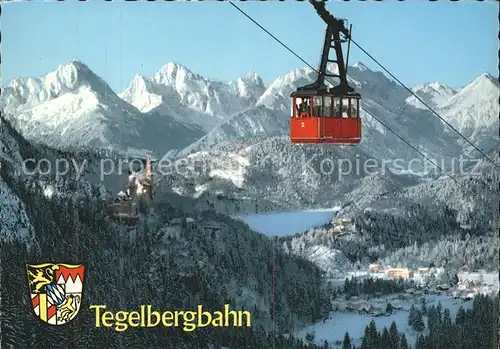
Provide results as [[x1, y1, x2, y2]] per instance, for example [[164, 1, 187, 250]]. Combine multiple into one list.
[[26, 263, 85, 325]]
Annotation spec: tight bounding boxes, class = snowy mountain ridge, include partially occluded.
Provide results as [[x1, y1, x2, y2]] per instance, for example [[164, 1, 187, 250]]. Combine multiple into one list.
[[1, 60, 113, 111], [119, 62, 266, 131], [0, 61, 205, 155], [176, 63, 497, 166], [406, 81, 458, 109], [1, 60, 497, 206], [165, 66, 497, 206], [2, 60, 496, 160], [438, 73, 499, 154]]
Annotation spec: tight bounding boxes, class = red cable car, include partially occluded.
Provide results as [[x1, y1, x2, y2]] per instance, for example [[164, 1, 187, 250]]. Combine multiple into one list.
[[290, 1, 362, 145]]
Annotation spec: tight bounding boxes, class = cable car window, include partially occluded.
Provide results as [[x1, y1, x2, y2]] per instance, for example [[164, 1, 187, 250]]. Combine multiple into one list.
[[296, 97, 311, 117], [333, 97, 341, 117], [313, 96, 322, 117], [342, 98, 349, 118], [323, 96, 332, 117], [304, 97, 311, 116], [291, 98, 295, 117], [295, 98, 301, 117], [350, 98, 358, 118], [296, 97, 308, 117]]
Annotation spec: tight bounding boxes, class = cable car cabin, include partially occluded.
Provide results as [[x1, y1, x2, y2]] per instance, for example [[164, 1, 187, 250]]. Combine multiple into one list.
[[288, 1, 362, 145], [290, 92, 361, 144]]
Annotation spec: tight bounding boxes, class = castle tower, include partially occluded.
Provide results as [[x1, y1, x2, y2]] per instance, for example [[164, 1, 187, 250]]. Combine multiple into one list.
[[142, 155, 153, 200]]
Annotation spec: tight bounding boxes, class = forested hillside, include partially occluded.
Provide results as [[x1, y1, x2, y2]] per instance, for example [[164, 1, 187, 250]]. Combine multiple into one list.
[[1, 115, 331, 349], [280, 158, 499, 277]]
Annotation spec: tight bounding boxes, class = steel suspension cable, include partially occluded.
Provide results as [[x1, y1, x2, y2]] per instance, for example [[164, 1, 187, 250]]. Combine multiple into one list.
[[347, 37, 499, 170], [228, 1, 492, 200], [228, 2, 499, 171]]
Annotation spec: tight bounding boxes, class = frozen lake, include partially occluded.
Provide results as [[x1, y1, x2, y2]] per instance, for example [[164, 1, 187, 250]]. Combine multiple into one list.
[[238, 208, 339, 237]]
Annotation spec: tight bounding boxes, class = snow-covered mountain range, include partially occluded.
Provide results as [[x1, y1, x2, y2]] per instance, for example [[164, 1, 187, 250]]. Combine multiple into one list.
[[1, 60, 497, 212], [119, 62, 266, 132], [0, 61, 205, 155], [407, 73, 499, 156], [406, 82, 458, 109], [2, 60, 497, 160], [438, 73, 499, 155]]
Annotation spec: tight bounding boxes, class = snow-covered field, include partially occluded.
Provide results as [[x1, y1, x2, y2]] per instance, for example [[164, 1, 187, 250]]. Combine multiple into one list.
[[238, 207, 339, 236], [296, 294, 474, 348]]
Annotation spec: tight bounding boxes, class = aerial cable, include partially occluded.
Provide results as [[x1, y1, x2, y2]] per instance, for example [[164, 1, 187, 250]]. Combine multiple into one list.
[[228, 2, 492, 201], [228, 2, 499, 171], [347, 37, 500, 170], [229, 8, 496, 302]]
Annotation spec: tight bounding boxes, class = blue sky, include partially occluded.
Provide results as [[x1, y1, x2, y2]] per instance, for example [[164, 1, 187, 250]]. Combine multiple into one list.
[[2, 1, 498, 93]]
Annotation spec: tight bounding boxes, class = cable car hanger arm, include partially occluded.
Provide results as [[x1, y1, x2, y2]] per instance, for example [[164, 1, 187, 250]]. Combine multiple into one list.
[[297, 0, 354, 94], [310, 0, 350, 38]]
